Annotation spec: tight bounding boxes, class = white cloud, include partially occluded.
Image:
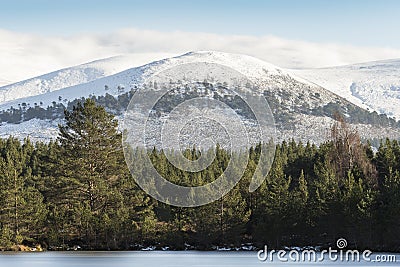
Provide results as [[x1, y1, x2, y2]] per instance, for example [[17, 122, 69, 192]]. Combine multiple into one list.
[[1, 28, 400, 86]]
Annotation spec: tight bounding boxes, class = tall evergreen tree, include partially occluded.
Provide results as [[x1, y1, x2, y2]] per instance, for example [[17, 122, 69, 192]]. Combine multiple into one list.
[[0, 137, 46, 247], [51, 99, 125, 247]]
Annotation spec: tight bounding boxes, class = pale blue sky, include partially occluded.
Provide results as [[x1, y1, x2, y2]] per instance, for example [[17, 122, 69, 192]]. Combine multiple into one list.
[[1, 0, 400, 47], [2, 0, 400, 84]]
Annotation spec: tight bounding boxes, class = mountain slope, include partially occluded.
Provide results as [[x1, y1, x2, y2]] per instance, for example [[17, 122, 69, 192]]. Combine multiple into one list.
[[0, 51, 399, 144], [293, 59, 400, 119], [0, 51, 336, 111], [0, 53, 174, 104]]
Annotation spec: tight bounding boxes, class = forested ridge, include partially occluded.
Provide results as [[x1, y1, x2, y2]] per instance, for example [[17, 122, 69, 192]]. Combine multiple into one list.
[[2, 85, 400, 130], [0, 99, 399, 251]]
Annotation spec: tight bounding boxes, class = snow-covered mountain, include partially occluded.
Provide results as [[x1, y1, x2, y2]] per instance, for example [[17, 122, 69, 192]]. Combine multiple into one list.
[[0, 51, 337, 112], [0, 52, 280, 104], [0, 51, 399, 144], [0, 56, 128, 103], [293, 59, 400, 119], [0, 53, 174, 104]]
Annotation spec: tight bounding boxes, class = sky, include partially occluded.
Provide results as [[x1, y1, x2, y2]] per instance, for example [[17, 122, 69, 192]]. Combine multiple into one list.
[[1, 0, 400, 85]]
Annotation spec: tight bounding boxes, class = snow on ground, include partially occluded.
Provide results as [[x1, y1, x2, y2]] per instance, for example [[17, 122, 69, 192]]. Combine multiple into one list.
[[292, 59, 400, 119], [0, 53, 174, 104], [279, 114, 400, 144], [1, 51, 400, 144], [0, 51, 324, 111], [2, 51, 400, 121], [0, 118, 61, 142]]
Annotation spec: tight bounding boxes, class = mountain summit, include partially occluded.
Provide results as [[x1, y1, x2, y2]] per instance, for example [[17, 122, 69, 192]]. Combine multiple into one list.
[[0, 51, 399, 143]]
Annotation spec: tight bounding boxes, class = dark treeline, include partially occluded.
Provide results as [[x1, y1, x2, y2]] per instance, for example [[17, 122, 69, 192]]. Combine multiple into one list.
[[0, 99, 399, 251]]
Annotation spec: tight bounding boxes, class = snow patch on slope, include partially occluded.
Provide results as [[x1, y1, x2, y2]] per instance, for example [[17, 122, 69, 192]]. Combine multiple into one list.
[[292, 59, 400, 119], [0, 118, 60, 142]]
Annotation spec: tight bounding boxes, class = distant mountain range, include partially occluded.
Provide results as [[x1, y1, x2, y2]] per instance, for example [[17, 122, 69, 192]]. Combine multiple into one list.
[[0, 51, 399, 144]]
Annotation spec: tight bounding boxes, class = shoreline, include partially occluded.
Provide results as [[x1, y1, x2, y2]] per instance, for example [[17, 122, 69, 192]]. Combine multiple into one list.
[[2, 244, 400, 254]]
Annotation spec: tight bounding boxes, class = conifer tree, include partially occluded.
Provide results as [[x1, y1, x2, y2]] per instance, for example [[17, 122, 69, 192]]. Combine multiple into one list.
[[54, 99, 125, 247], [0, 137, 46, 247]]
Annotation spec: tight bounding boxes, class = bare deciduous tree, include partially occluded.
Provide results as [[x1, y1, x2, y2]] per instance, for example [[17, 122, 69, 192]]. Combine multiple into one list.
[[329, 112, 377, 186]]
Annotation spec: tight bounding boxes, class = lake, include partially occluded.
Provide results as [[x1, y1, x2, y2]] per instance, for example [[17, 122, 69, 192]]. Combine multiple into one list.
[[0, 251, 398, 267]]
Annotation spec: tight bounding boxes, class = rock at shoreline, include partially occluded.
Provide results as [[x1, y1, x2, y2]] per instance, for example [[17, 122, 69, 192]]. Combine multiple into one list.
[[9, 244, 43, 252]]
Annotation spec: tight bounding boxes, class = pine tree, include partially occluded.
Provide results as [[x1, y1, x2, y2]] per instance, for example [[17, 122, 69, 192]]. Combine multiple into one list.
[[253, 146, 291, 247], [0, 137, 46, 247], [291, 170, 309, 230], [376, 168, 400, 248], [53, 98, 125, 247]]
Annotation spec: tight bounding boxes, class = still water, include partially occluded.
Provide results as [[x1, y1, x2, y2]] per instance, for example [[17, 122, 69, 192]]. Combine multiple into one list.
[[0, 251, 398, 267]]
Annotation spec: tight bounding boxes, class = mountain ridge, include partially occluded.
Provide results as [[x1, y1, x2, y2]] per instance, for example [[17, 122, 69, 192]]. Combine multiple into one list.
[[0, 51, 399, 144], [0, 51, 336, 110], [0, 53, 174, 104]]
